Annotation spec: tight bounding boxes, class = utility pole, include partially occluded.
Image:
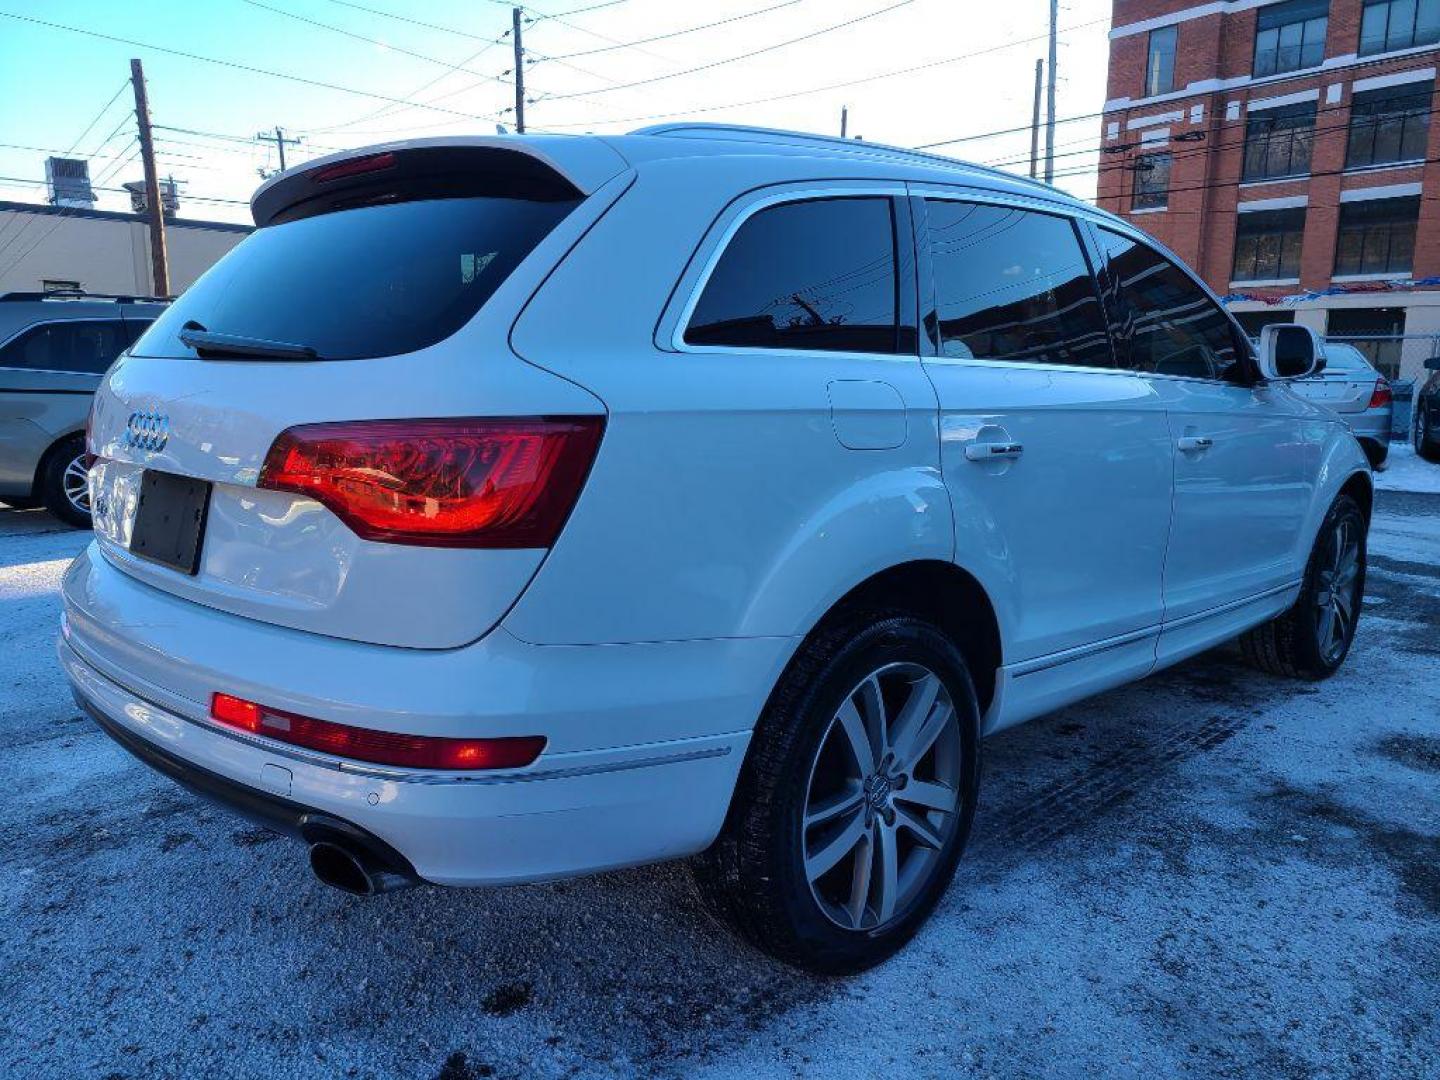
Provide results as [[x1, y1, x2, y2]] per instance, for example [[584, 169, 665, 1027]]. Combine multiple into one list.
[[1044, 0, 1058, 183], [840, 105, 848, 139], [512, 7, 526, 133], [256, 126, 301, 172], [1029, 59, 1043, 179], [130, 58, 169, 297]]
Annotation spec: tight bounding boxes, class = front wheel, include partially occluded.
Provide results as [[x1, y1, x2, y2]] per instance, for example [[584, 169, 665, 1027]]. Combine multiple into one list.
[[693, 610, 981, 974], [1239, 494, 1366, 680]]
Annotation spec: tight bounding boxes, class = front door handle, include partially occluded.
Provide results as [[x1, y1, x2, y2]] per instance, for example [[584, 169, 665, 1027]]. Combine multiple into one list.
[[964, 441, 1024, 462], [1176, 435, 1214, 452]]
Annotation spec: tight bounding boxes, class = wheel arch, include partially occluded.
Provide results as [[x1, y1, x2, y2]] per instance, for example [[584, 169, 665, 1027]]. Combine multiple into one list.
[[789, 559, 1003, 718]]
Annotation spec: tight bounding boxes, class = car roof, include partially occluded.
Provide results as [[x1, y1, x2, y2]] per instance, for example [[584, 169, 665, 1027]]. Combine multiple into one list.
[[0, 293, 169, 336], [251, 124, 1097, 225]]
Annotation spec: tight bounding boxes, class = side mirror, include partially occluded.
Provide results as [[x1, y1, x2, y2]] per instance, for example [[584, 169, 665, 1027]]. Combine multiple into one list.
[[1257, 324, 1325, 381], [1425, 356, 1440, 371]]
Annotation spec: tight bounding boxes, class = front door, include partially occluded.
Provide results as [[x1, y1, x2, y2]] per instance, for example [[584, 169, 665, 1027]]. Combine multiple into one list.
[[1088, 228, 1311, 646]]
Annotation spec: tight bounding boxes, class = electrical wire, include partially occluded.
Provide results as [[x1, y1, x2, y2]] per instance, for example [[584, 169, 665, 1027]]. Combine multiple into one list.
[[544, 0, 804, 60]]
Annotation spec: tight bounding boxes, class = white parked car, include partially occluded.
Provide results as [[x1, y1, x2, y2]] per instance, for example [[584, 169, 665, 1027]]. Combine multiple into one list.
[[60, 127, 1372, 973]]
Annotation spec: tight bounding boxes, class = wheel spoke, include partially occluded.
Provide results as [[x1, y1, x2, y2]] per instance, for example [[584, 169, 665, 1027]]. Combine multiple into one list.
[[1316, 604, 1335, 650], [895, 778, 956, 813], [834, 700, 875, 777], [874, 821, 899, 923], [1330, 522, 1346, 573], [887, 674, 941, 767], [805, 786, 864, 830], [805, 805, 868, 882], [895, 806, 944, 850], [844, 827, 875, 929], [856, 674, 888, 760], [1330, 598, 1350, 651], [893, 700, 953, 774]]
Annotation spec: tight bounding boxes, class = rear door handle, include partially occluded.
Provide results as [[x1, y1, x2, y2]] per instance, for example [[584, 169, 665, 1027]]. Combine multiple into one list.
[[964, 441, 1024, 462], [1176, 435, 1214, 452]]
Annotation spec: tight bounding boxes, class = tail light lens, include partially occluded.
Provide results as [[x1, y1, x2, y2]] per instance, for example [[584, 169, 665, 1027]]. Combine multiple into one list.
[[257, 416, 604, 548], [211, 692, 545, 771], [1369, 380, 1393, 409]]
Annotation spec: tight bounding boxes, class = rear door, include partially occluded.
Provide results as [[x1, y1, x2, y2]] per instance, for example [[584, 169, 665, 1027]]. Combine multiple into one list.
[[914, 193, 1173, 668], [1088, 227, 1311, 639]]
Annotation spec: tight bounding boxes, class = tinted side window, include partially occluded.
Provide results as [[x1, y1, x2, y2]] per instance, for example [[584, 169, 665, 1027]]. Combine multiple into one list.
[[924, 200, 1112, 369], [1094, 229, 1245, 381], [685, 197, 903, 354], [0, 320, 128, 374]]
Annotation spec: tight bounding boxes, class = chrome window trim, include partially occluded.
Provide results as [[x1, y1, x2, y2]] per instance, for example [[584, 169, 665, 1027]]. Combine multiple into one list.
[[664, 181, 913, 360]]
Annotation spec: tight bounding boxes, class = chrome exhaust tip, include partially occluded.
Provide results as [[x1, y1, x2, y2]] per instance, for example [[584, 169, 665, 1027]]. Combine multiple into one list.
[[308, 840, 414, 896]]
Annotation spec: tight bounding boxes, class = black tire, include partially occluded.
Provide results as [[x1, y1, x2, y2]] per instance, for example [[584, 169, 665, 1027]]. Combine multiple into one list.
[[1418, 409, 1440, 463], [1362, 440, 1388, 470], [1239, 494, 1366, 680], [39, 434, 92, 529], [692, 609, 981, 974], [0, 495, 41, 510]]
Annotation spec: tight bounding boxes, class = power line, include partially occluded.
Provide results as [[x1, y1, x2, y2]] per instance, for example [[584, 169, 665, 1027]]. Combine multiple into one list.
[[537, 15, 1110, 128], [318, 0, 504, 41], [0, 11, 506, 125], [542, 0, 916, 102], [544, 0, 803, 60]]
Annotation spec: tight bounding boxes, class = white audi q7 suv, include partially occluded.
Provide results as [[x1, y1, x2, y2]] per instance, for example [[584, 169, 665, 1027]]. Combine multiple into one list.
[[60, 126, 1371, 973]]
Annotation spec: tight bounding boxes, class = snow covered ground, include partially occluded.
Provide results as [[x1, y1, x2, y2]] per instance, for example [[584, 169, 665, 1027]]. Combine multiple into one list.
[[1377, 442, 1440, 496], [1, 495, 1437, 1080]]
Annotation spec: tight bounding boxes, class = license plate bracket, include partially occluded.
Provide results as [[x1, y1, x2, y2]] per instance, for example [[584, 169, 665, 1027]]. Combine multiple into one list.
[[129, 470, 211, 575]]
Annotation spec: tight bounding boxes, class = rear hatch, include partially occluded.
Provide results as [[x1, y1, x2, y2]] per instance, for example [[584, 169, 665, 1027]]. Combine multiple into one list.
[[87, 142, 623, 649]]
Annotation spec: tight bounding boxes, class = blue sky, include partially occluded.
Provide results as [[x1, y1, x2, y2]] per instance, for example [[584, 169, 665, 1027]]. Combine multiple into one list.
[[0, 0, 1112, 224]]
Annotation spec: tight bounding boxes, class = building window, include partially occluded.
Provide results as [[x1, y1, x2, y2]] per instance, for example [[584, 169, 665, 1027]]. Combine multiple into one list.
[[1327, 306, 1406, 378], [1145, 25, 1178, 96], [41, 279, 82, 293], [1359, 0, 1440, 55], [1334, 196, 1419, 275], [1254, 0, 1329, 77], [1232, 208, 1306, 281], [1242, 102, 1317, 181], [1131, 152, 1171, 210], [1346, 80, 1433, 168]]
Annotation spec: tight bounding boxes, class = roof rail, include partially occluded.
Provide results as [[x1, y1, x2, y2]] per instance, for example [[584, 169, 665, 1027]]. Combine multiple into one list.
[[630, 123, 1065, 198], [0, 290, 170, 304]]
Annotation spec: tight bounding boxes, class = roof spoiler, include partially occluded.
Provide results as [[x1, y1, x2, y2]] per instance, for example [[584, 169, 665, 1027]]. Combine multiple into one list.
[[250, 136, 630, 227]]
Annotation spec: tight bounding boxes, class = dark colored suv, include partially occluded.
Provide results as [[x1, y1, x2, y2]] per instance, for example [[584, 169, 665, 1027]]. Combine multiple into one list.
[[1415, 355, 1440, 463]]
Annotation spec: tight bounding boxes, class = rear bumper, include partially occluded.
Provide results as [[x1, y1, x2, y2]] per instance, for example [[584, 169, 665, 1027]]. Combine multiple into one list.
[[1345, 410, 1391, 445], [58, 545, 782, 885]]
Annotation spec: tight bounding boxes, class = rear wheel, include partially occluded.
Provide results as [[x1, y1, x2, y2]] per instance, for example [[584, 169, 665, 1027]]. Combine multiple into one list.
[[1362, 440, 1388, 469], [693, 610, 981, 974], [1418, 409, 1440, 463], [1239, 494, 1366, 680], [39, 435, 92, 528]]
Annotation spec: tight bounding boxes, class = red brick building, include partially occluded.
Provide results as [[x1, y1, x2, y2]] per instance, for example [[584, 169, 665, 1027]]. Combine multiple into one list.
[[1099, 0, 1440, 380]]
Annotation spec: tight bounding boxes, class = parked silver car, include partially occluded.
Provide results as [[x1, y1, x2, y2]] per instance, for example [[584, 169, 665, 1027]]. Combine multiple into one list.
[[1292, 341, 1393, 468], [0, 291, 167, 525]]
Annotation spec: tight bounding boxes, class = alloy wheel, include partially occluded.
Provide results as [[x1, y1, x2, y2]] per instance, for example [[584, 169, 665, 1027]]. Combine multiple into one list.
[[1314, 517, 1361, 665], [62, 453, 91, 516], [801, 662, 962, 932]]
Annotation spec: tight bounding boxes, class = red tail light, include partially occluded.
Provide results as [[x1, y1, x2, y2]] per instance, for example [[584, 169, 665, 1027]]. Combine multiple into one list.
[[257, 416, 604, 548], [310, 151, 396, 183], [1368, 380, 1393, 409], [211, 692, 545, 771]]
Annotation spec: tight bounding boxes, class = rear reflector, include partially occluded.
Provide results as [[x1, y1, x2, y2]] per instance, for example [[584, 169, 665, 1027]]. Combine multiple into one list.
[[211, 692, 545, 770], [1368, 380, 1393, 409], [257, 416, 604, 548]]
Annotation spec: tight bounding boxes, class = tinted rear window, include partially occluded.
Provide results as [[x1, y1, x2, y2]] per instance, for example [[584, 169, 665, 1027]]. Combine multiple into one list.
[[0, 319, 129, 374], [1321, 345, 1371, 372], [134, 195, 577, 361], [685, 197, 905, 354]]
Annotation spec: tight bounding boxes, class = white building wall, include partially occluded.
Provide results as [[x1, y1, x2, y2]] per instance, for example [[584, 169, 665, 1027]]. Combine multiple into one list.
[[0, 206, 247, 296]]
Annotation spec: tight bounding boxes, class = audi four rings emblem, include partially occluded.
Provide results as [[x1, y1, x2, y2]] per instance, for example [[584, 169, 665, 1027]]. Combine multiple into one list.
[[125, 408, 169, 452]]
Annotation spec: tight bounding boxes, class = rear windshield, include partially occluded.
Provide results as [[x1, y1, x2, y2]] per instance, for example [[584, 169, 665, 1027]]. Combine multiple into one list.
[[133, 195, 578, 361], [1322, 345, 1371, 373]]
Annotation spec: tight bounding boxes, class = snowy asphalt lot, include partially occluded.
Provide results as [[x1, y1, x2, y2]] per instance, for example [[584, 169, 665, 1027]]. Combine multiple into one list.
[[2, 465, 1438, 1079]]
